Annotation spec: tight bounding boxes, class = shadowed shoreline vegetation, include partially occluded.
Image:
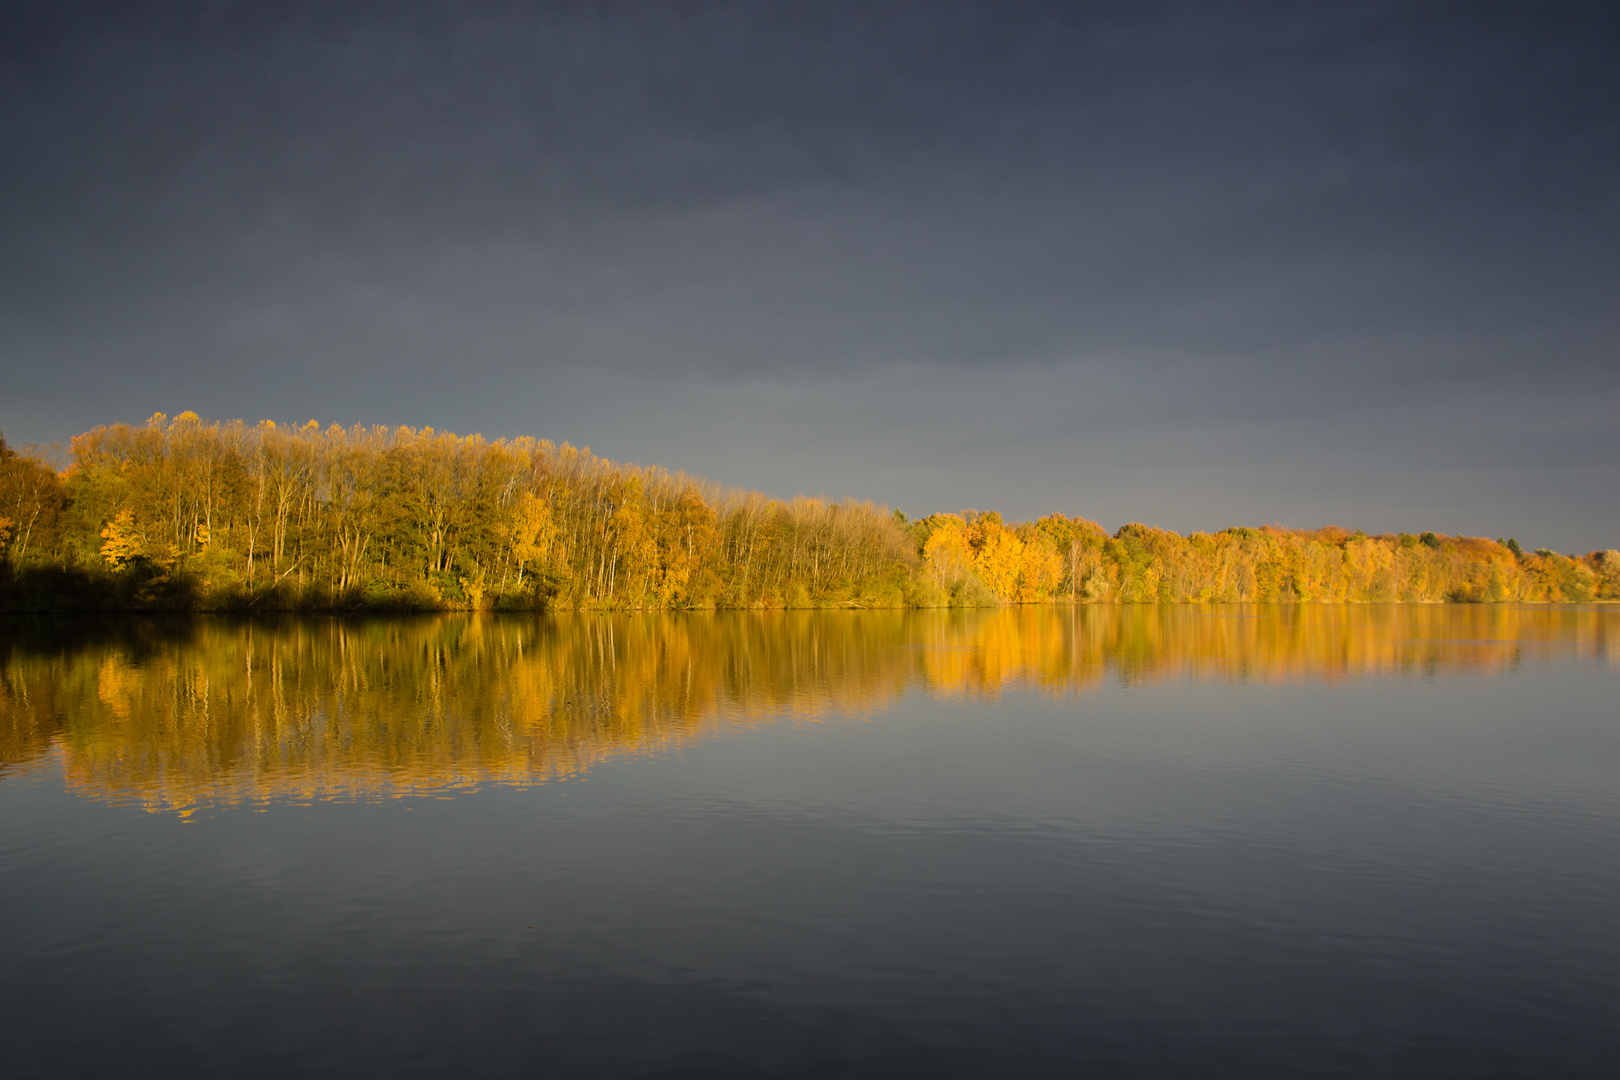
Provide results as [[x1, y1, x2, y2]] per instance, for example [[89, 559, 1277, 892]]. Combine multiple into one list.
[[1, 414, 1616, 611]]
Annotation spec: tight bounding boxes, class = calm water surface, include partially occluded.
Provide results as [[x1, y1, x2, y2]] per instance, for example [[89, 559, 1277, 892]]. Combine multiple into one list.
[[2, 606, 1617, 1077]]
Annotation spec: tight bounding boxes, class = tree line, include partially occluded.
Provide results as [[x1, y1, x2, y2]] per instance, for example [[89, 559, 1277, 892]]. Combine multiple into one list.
[[1, 413, 1616, 610], [914, 512, 1619, 605]]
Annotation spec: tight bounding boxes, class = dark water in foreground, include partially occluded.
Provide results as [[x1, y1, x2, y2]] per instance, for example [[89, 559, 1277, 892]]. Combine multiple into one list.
[[2, 606, 1617, 1078]]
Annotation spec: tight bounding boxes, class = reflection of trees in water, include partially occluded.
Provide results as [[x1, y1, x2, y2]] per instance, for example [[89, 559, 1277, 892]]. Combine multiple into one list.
[[1, 607, 1614, 812]]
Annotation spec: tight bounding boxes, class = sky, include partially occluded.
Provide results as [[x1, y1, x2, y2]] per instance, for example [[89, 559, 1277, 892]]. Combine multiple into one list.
[[2, 1, 1616, 553]]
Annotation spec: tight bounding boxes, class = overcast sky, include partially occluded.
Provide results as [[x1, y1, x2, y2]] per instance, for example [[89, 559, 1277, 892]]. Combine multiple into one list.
[[2, 1, 1616, 551]]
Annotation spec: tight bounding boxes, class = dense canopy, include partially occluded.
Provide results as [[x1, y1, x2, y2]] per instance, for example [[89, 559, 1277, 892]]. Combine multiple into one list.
[[1, 414, 1615, 610]]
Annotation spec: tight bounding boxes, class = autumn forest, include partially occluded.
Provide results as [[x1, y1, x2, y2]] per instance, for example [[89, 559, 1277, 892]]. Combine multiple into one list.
[[1, 413, 1615, 611]]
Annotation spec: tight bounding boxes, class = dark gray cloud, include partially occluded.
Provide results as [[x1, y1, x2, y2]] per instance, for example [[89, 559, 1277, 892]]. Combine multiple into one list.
[[2, 1, 1617, 550]]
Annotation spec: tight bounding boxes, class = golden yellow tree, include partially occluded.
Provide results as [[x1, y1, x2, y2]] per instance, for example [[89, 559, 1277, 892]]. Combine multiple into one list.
[[922, 516, 973, 593], [971, 524, 1024, 602], [507, 490, 557, 589], [1016, 538, 1063, 602], [99, 509, 145, 568]]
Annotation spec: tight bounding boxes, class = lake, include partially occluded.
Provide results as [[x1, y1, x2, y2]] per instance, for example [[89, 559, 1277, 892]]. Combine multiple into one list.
[[2, 606, 1617, 1077]]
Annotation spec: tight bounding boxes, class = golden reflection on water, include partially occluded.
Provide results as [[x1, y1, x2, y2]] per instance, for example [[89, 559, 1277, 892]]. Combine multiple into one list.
[[2, 606, 1615, 813]]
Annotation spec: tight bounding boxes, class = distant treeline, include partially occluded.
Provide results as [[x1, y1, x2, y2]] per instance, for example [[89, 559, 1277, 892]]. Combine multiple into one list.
[[1, 414, 1615, 610]]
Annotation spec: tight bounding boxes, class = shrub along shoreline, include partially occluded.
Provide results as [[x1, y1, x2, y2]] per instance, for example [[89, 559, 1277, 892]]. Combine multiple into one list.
[[2, 414, 1615, 612]]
